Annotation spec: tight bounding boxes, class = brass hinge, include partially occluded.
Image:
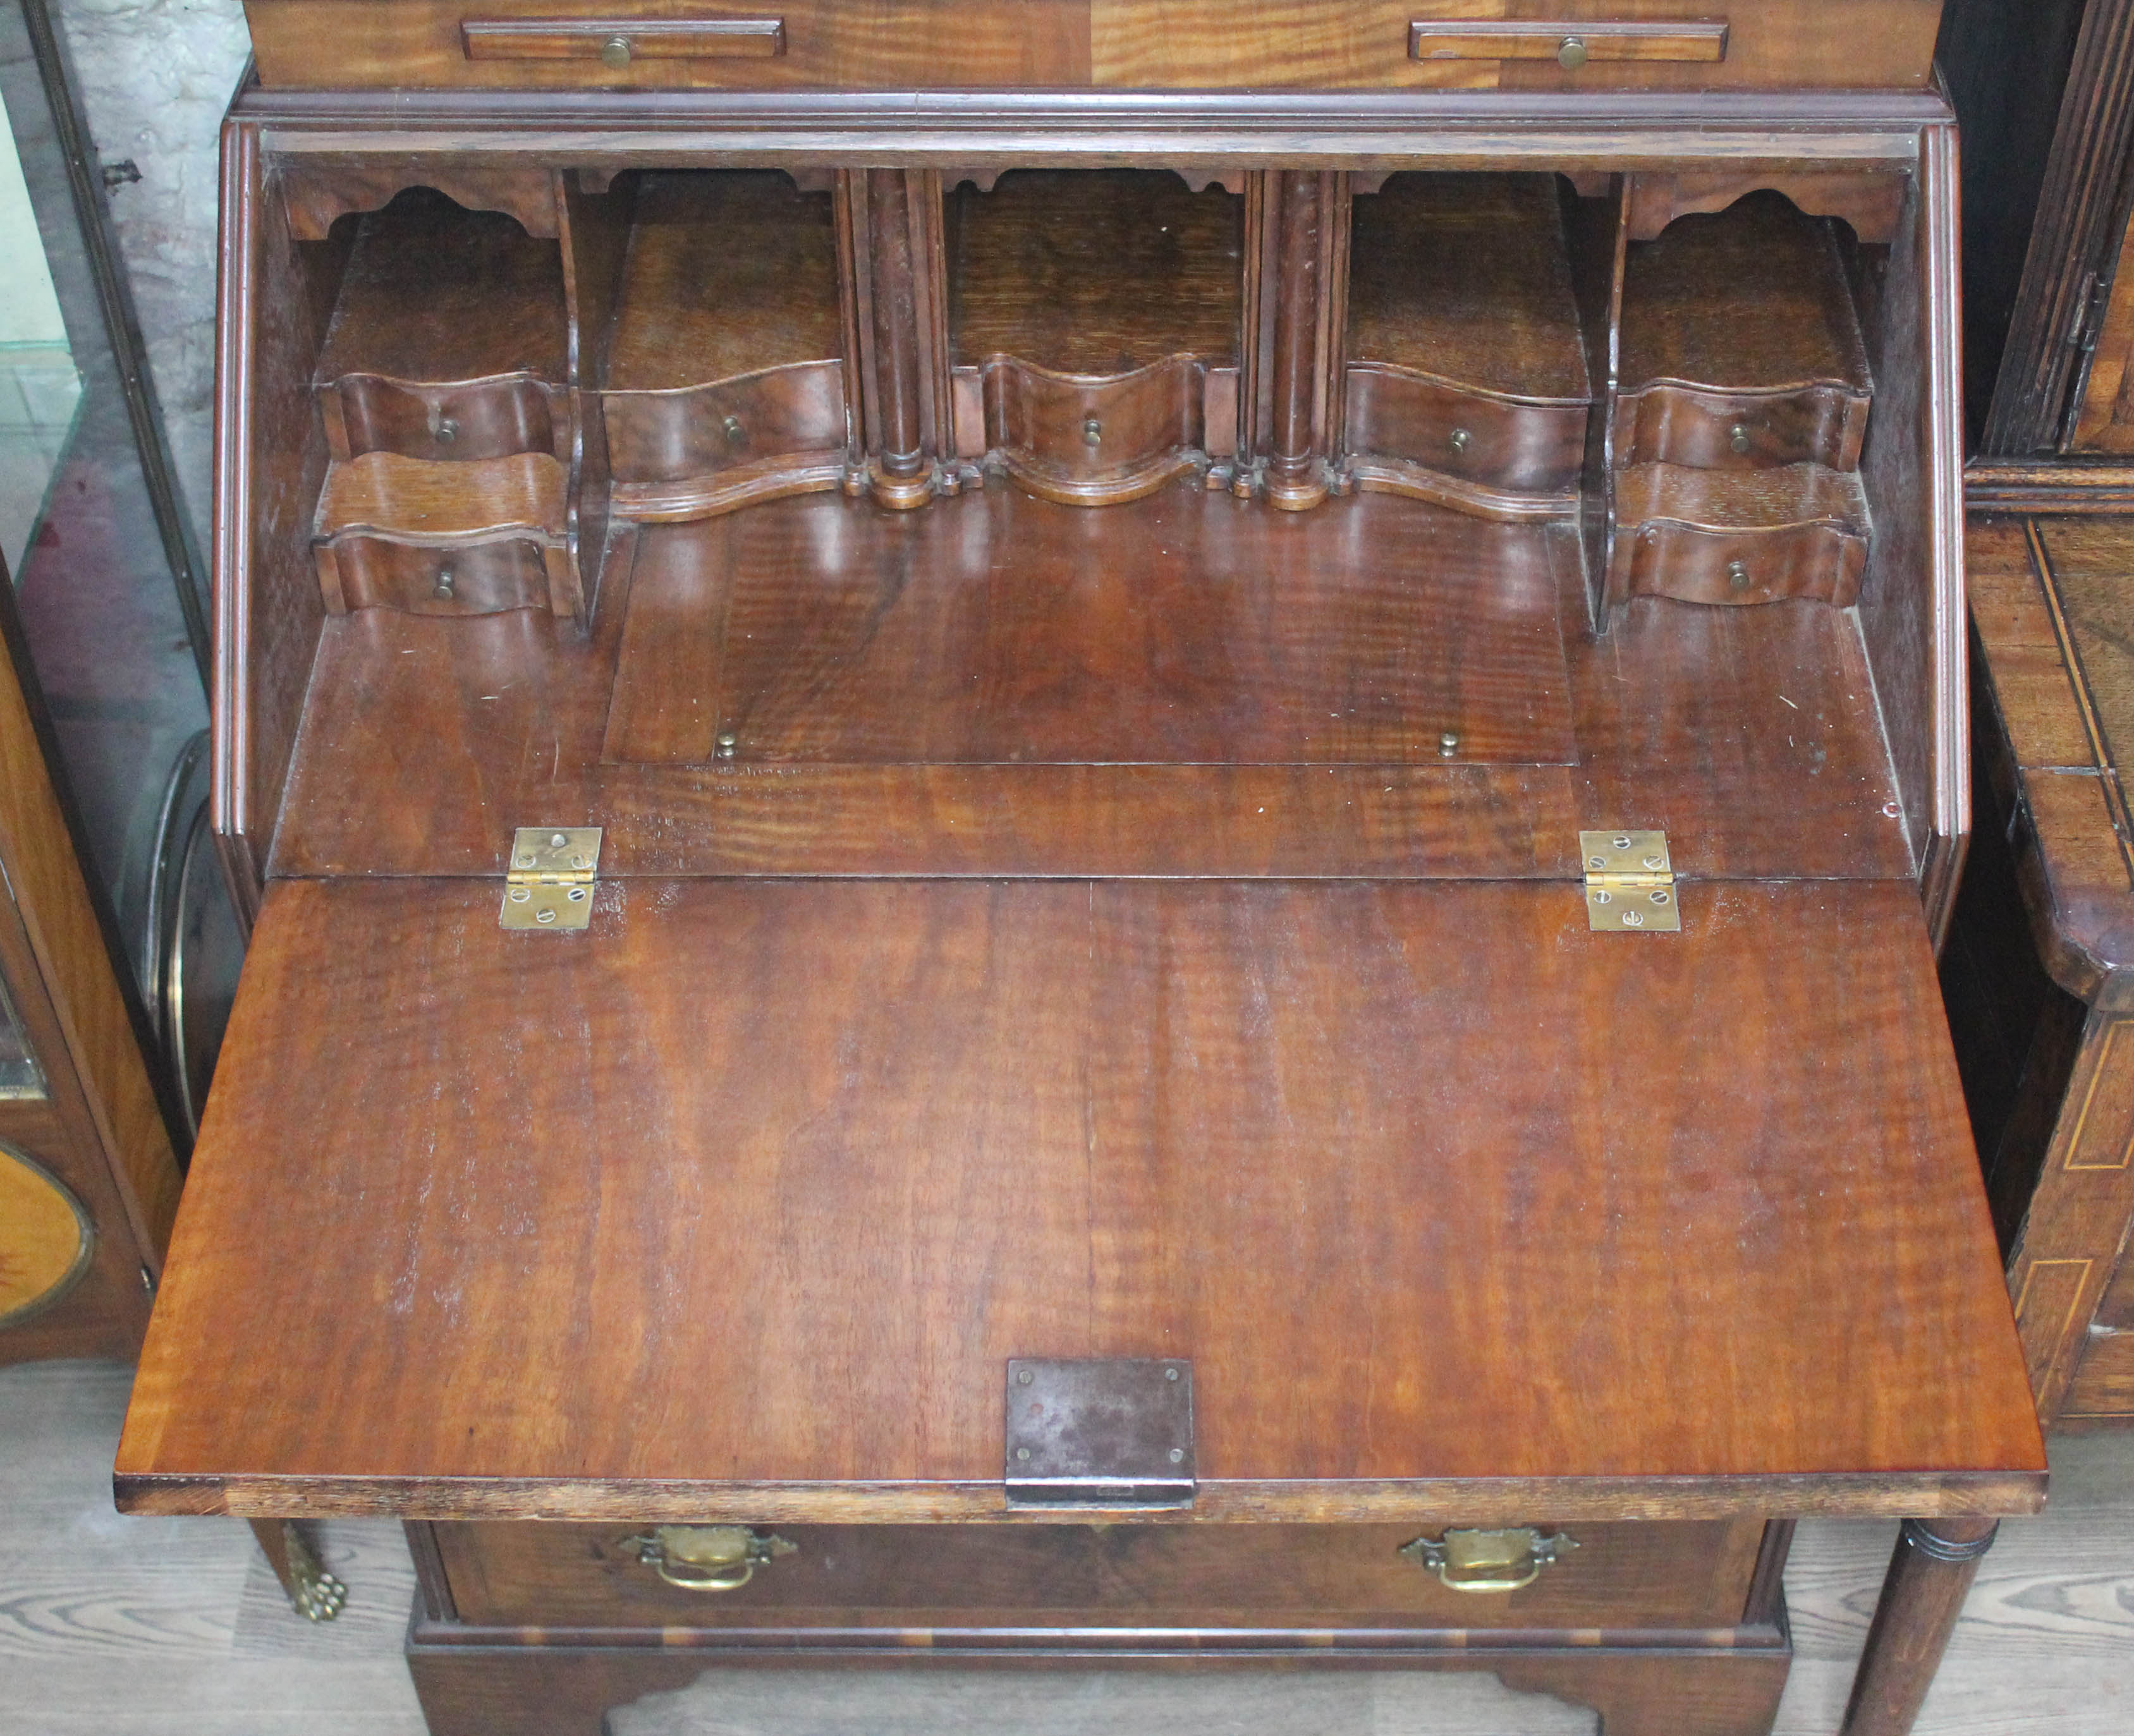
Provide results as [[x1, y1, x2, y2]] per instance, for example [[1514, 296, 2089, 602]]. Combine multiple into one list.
[[1581, 830, 1680, 932], [501, 827, 602, 930]]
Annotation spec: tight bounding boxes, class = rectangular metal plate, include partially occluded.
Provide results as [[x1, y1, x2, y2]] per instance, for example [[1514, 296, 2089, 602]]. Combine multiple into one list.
[[1004, 1358, 1194, 1507], [501, 827, 602, 932], [1580, 829, 1681, 933]]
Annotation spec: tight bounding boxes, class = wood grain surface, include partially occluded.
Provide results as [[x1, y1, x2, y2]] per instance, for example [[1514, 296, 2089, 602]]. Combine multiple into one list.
[[316, 451, 568, 541], [267, 486, 1915, 882], [314, 189, 568, 388], [605, 171, 842, 391], [602, 482, 1578, 767], [118, 875, 2040, 1520], [947, 171, 1241, 374], [1346, 174, 1588, 400], [1618, 193, 1870, 398]]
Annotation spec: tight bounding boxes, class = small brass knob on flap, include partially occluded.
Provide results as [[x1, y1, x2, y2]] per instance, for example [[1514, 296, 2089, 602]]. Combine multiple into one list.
[[1558, 35, 1588, 71], [1448, 427, 1473, 455], [1727, 559, 1752, 592], [723, 414, 745, 445], [1729, 422, 1752, 455], [436, 416, 458, 446], [619, 1525, 796, 1592], [1401, 1526, 1579, 1593], [1083, 416, 1104, 447], [433, 568, 456, 601], [601, 34, 633, 68]]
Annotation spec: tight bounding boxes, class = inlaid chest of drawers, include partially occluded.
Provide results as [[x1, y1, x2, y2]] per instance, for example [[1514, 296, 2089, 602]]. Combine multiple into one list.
[[113, 6, 2043, 1734]]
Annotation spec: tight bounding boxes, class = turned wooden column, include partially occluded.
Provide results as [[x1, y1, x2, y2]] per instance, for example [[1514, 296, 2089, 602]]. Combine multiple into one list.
[[1838, 1517, 1999, 1736], [844, 168, 949, 510], [1248, 169, 1348, 511]]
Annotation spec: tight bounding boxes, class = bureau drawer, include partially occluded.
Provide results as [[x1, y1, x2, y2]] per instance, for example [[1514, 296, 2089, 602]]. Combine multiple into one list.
[[1090, 2, 1944, 91], [979, 357, 1216, 506], [1613, 382, 1872, 473], [243, 1, 1091, 90], [1344, 363, 1587, 502], [604, 361, 849, 485], [314, 533, 570, 616], [435, 1519, 1768, 1632], [320, 373, 567, 465]]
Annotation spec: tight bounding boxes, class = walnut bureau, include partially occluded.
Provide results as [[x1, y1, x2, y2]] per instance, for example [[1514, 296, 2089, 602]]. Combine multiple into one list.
[[115, 7, 2043, 1735]]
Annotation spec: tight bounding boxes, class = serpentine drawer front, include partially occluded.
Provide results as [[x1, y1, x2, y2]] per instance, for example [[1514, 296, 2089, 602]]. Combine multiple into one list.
[[240, 1, 1946, 90], [434, 1519, 1771, 1632]]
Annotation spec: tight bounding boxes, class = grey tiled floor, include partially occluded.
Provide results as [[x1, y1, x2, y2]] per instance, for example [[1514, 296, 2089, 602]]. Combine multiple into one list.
[[3, 1359, 2130, 1734]]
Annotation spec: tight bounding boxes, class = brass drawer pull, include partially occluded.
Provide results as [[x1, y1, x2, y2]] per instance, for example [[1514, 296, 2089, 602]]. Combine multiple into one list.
[[1409, 21, 1729, 65], [1400, 1526, 1578, 1592], [619, 1524, 796, 1591], [461, 18, 788, 63]]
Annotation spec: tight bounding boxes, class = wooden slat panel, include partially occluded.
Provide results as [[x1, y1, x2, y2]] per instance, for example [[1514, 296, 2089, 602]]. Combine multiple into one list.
[[118, 876, 2041, 1520]]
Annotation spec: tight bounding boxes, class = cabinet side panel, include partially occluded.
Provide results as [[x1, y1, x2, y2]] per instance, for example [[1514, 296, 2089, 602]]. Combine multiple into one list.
[[1858, 124, 1966, 923], [212, 121, 342, 905]]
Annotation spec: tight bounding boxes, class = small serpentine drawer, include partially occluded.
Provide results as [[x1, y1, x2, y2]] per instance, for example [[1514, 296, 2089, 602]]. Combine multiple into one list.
[[242, 1, 1943, 91], [432, 1519, 1769, 1632]]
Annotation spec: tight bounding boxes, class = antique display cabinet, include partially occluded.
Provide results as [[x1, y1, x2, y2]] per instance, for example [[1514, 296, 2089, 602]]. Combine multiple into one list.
[[0, 566, 181, 1366], [115, 6, 2046, 1734], [1941, 0, 2134, 1431]]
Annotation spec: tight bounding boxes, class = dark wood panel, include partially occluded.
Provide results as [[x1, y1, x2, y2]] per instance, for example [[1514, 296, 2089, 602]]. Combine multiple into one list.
[[1346, 173, 1588, 401], [314, 188, 568, 387], [601, 480, 1578, 767], [118, 876, 2042, 1519], [947, 171, 1241, 375], [1618, 192, 1870, 401], [437, 1518, 1767, 1629], [606, 171, 842, 391]]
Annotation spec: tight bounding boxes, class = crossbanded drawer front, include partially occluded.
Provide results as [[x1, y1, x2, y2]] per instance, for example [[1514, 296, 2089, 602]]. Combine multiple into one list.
[[435, 1519, 1767, 1632]]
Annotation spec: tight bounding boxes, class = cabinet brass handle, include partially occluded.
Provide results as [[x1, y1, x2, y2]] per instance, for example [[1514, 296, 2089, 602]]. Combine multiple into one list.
[[1557, 35, 1588, 70], [601, 35, 633, 67], [1083, 416, 1104, 447], [619, 1524, 796, 1591], [1400, 1526, 1578, 1593]]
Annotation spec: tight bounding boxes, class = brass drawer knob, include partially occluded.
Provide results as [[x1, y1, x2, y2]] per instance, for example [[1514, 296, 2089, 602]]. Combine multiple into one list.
[[619, 1524, 796, 1591], [1558, 35, 1588, 71], [1400, 1526, 1578, 1593], [601, 34, 633, 68], [1448, 427, 1473, 456], [1083, 415, 1104, 447], [1729, 422, 1752, 455]]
